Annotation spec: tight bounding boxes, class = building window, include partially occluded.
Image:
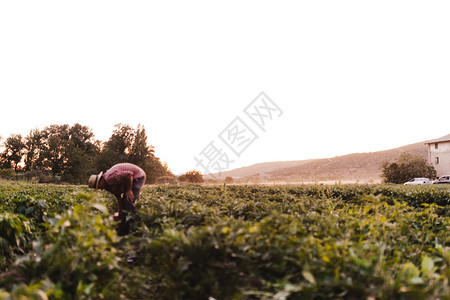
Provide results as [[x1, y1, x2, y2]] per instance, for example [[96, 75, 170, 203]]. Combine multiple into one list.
[[435, 143, 438, 149], [435, 157, 440, 164]]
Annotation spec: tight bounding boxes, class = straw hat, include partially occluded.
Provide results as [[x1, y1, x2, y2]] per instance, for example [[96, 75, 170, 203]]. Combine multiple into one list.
[[88, 172, 103, 189]]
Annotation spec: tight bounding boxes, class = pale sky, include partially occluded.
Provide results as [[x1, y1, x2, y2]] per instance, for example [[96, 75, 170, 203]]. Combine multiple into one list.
[[1, 1, 449, 175]]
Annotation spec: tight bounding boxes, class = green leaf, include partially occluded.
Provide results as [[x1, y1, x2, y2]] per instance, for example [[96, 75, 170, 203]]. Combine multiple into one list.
[[421, 255, 435, 279], [302, 271, 316, 285], [92, 203, 107, 214]]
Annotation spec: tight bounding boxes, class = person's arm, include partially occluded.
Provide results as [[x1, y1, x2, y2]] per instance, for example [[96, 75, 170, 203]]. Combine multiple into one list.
[[114, 193, 123, 216], [107, 171, 134, 202], [124, 174, 134, 202]]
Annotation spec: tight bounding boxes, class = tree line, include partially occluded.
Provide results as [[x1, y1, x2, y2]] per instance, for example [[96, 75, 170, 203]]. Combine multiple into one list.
[[0, 123, 173, 184]]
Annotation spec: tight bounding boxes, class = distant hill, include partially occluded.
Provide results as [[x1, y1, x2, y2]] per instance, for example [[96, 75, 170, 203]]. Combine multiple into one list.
[[207, 141, 428, 183], [205, 160, 317, 179]]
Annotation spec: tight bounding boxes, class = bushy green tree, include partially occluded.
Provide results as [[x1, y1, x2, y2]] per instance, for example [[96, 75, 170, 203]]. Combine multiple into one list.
[[24, 129, 44, 172], [23, 124, 99, 183], [40, 124, 71, 175], [1, 134, 25, 171], [62, 124, 100, 183], [178, 170, 204, 183], [1, 123, 171, 184], [381, 152, 436, 184], [19, 124, 100, 183], [97, 124, 135, 170], [224, 176, 234, 184]]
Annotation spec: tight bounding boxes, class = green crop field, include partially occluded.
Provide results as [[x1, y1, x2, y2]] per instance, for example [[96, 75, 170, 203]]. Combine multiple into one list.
[[0, 181, 449, 299]]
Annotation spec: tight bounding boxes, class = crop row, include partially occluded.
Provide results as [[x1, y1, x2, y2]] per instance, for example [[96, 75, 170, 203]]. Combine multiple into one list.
[[0, 183, 449, 299]]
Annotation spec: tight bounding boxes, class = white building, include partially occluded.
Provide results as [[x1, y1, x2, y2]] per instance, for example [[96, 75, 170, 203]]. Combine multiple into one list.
[[425, 134, 450, 177]]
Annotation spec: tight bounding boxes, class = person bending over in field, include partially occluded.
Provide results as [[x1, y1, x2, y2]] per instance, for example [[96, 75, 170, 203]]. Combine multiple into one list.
[[88, 162, 146, 235]]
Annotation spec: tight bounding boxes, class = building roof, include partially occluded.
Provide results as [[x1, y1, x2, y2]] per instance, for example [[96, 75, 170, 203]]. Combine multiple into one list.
[[425, 134, 450, 144]]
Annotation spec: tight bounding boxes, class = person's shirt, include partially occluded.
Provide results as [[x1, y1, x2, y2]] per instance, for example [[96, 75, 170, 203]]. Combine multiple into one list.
[[103, 163, 146, 185]]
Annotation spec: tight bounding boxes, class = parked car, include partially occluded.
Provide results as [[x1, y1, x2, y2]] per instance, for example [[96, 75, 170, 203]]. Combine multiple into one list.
[[404, 178, 433, 185], [433, 175, 450, 184]]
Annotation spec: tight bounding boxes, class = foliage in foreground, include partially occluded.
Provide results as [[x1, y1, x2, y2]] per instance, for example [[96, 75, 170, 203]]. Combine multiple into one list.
[[0, 183, 449, 299]]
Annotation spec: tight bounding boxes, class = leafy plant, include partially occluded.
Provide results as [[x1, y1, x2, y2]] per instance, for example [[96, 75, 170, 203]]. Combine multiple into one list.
[[0, 183, 449, 299]]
